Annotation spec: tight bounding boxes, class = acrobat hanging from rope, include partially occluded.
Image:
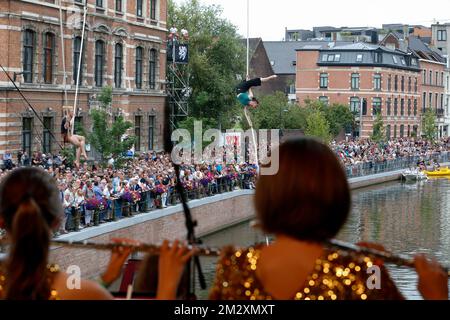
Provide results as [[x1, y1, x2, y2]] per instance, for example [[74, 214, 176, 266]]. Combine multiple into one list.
[[236, 75, 277, 109], [235, 75, 277, 169], [61, 106, 88, 168]]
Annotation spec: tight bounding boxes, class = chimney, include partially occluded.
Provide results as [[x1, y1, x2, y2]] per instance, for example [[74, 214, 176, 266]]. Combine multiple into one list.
[[403, 25, 409, 40]]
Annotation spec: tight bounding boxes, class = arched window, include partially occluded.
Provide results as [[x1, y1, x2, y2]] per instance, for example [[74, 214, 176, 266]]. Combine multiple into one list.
[[95, 40, 104, 87], [136, 47, 143, 89], [115, 43, 123, 88], [149, 49, 157, 89], [23, 29, 35, 83], [73, 36, 83, 85], [43, 32, 54, 84]]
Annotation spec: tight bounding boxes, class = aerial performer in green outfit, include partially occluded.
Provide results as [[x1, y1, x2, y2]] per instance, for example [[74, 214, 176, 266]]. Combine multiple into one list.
[[236, 75, 278, 109], [236, 75, 277, 171]]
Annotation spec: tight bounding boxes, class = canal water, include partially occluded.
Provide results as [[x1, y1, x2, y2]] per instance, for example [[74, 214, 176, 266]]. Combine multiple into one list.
[[197, 178, 450, 300]]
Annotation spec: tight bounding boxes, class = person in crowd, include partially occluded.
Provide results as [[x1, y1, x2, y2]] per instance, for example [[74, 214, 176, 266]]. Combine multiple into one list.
[[0, 167, 193, 300], [61, 191, 72, 235], [84, 180, 95, 226], [20, 151, 30, 167], [209, 138, 403, 300], [61, 106, 88, 168], [73, 187, 85, 228], [93, 181, 103, 201]]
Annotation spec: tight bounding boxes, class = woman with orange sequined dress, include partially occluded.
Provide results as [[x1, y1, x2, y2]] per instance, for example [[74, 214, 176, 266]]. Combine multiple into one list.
[[209, 138, 404, 300], [0, 167, 192, 300]]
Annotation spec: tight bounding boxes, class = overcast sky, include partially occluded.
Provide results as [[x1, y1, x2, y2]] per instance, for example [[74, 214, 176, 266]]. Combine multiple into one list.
[[174, 0, 450, 40]]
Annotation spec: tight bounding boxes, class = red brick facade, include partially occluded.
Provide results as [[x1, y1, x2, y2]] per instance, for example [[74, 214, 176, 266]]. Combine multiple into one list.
[[420, 59, 447, 137], [0, 0, 168, 158], [295, 47, 446, 139]]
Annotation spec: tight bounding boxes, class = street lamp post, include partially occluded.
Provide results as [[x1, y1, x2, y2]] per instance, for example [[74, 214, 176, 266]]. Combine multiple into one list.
[[359, 97, 364, 138]]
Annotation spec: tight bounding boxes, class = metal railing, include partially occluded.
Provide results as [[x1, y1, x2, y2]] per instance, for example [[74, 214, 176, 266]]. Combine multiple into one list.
[[60, 173, 256, 234], [344, 151, 450, 178]]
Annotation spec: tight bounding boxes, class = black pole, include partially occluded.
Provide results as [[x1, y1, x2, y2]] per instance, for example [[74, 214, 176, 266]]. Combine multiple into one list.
[[173, 162, 207, 296]]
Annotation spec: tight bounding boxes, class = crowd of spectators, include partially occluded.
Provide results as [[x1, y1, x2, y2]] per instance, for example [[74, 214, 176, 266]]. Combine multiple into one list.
[[331, 138, 450, 166], [0, 150, 257, 236], [1, 137, 450, 235]]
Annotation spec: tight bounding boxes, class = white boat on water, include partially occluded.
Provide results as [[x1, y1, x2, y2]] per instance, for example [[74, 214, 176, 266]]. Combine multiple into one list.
[[402, 168, 427, 181]]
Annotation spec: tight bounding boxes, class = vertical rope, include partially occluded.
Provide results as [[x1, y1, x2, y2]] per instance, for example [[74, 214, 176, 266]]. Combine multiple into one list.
[[244, 107, 258, 168], [244, 0, 259, 169], [59, 0, 68, 105], [246, 0, 250, 77], [72, 3, 88, 135]]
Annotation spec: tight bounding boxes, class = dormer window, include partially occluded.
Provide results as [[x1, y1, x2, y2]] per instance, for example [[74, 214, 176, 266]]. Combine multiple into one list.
[[392, 56, 398, 64], [322, 54, 328, 62], [374, 52, 383, 63], [356, 54, 363, 62], [334, 54, 341, 62]]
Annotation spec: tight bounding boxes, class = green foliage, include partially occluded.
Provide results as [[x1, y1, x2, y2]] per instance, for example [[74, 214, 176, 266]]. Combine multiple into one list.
[[422, 108, 437, 142], [60, 147, 75, 167], [177, 116, 219, 149], [251, 92, 289, 129], [87, 109, 135, 165], [97, 86, 113, 108], [168, 0, 245, 126], [324, 103, 355, 136], [370, 113, 385, 143], [283, 106, 307, 130], [247, 92, 309, 130], [177, 116, 218, 137], [245, 94, 354, 141], [302, 99, 355, 136], [304, 109, 331, 143]]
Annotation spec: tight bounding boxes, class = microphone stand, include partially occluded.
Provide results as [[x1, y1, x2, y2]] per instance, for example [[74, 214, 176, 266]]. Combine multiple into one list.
[[173, 162, 207, 299]]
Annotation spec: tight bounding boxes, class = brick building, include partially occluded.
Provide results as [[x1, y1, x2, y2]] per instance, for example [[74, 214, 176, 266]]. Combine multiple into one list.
[[264, 41, 353, 103], [407, 36, 448, 137], [296, 42, 422, 138], [0, 0, 168, 159], [245, 38, 277, 97], [431, 22, 450, 56]]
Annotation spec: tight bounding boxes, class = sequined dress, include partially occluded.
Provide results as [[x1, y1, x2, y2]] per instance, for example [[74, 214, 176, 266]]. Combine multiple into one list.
[[209, 245, 403, 300], [0, 264, 60, 300]]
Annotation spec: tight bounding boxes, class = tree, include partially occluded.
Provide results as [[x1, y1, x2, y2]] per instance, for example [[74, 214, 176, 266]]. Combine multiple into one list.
[[88, 111, 135, 166], [370, 113, 385, 143], [97, 85, 112, 107], [86, 87, 135, 166], [283, 105, 307, 130], [422, 108, 437, 142], [251, 92, 288, 129], [168, 0, 245, 127], [324, 104, 355, 137], [177, 116, 219, 149], [304, 109, 331, 143]]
